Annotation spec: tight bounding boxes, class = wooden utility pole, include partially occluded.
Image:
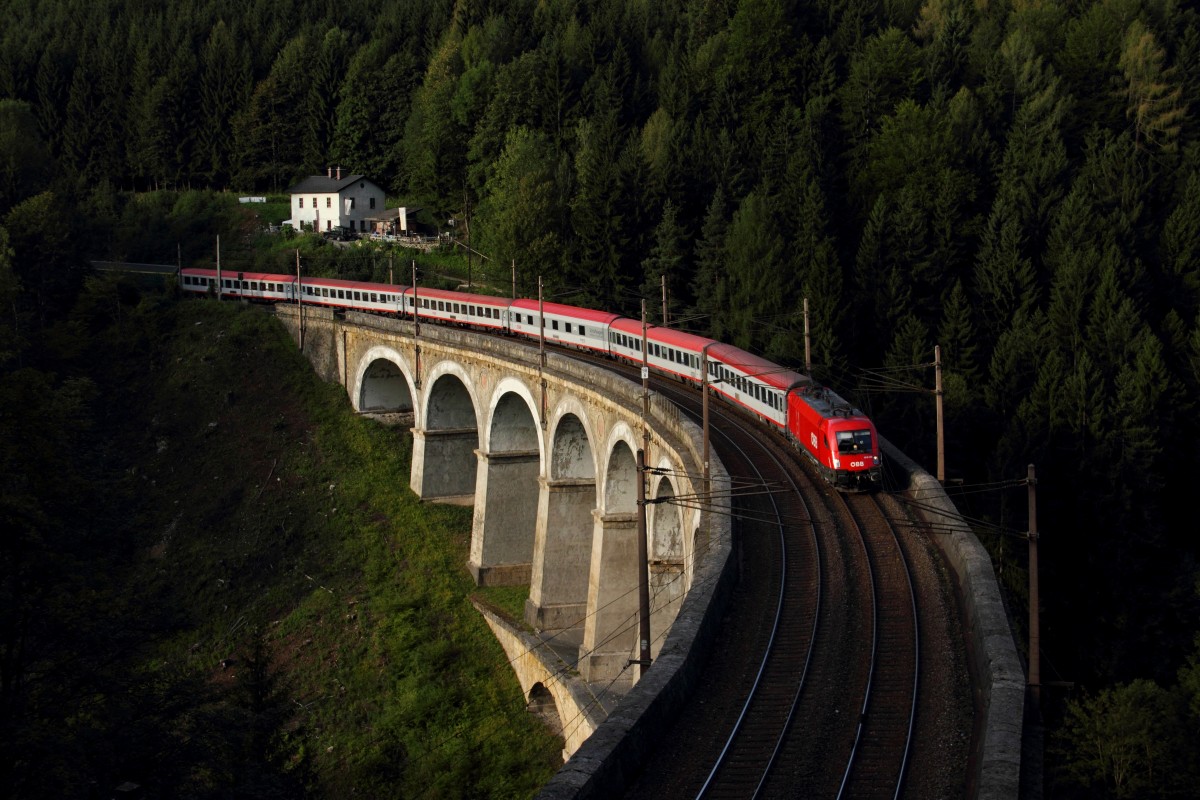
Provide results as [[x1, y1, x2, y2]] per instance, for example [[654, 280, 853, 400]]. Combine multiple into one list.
[[701, 342, 715, 493], [412, 260, 421, 388], [638, 299, 653, 671], [803, 297, 811, 375], [295, 249, 304, 350], [935, 345, 945, 483], [539, 276, 547, 427], [1027, 464, 1041, 706], [641, 300, 650, 458], [636, 447, 652, 669], [661, 275, 668, 326]]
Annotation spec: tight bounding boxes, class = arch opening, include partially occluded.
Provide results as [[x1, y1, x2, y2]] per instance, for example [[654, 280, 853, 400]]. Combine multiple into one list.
[[605, 441, 637, 516], [526, 682, 565, 740], [470, 389, 541, 587], [414, 373, 479, 499], [551, 414, 594, 480], [359, 357, 413, 412], [527, 412, 597, 632]]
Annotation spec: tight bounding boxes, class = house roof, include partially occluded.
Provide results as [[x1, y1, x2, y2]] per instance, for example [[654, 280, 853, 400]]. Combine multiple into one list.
[[286, 174, 370, 194]]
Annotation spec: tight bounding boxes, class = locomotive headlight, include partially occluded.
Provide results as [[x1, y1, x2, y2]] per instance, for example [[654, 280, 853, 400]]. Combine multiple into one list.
[[832, 458, 840, 469], [873, 456, 880, 465]]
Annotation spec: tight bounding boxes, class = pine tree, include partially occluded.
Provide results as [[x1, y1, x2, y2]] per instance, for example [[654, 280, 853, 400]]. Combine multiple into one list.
[[1118, 19, 1187, 153], [569, 108, 632, 311], [305, 28, 352, 172], [475, 126, 563, 295], [640, 200, 688, 325], [689, 188, 729, 335], [1161, 170, 1200, 315], [973, 197, 1039, 345], [198, 21, 249, 188], [722, 190, 787, 354]]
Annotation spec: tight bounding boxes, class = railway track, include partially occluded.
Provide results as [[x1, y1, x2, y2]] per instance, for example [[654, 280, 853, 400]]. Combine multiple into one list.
[[578, 359, 922, 799]]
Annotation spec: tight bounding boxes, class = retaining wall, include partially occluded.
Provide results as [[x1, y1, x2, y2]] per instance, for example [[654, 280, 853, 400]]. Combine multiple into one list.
[[883, 438, 1024, 800]]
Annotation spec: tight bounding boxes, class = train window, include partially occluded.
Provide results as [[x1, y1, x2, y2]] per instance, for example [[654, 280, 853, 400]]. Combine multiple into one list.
[[338, 290, 346, 299], [565, 322, 572, 334], [370, 293, 377, 303], [580, 326, 587, 338], [836, 430, 873, 454]]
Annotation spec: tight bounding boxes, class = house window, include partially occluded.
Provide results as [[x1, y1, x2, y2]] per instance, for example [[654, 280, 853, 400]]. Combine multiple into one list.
[[350, 198, 356, 209], [312, 197, 316, 208], [370, 197, 376, 209], [299, 198, 304, 208], [326, 197, 331, 208]]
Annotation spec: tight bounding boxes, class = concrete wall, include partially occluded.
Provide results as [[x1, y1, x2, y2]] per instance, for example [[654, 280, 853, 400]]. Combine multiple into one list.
[[882, 438, 1024, 800]]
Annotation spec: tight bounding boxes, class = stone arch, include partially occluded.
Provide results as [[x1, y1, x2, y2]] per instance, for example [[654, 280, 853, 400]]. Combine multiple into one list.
[[488, 382, 541, 454], [526, 406, 598, 632], [353, 345, 415, 414], [578, 429, 642, 684], [604, 439, 638, 516], [550, 414, 595, 481], [423, 363, 478, 431], [648, 460, 689, 653], [651, 475, 683, 561], [469, 378, 543, 587], [410, 361, 480, 500], [526, 682, 564, 739]]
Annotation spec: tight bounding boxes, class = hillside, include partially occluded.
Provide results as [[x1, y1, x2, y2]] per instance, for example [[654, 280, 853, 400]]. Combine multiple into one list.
[[0, 284, 561, 797]]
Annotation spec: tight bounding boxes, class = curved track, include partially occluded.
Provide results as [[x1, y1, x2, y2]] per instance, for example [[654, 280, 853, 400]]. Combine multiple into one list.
[[321, 316, 966, 796]]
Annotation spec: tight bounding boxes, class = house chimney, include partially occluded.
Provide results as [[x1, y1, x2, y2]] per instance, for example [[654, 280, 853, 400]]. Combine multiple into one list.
[[336, 166, 342, 180], [327, 166, 332, 178]]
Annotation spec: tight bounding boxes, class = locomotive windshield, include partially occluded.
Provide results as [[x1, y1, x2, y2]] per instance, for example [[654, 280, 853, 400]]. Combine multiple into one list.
[[836, 430, 873, 454]]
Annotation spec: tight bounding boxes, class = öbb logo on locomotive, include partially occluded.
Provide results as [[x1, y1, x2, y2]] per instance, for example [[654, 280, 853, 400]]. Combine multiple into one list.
[[180, 268, 882, 490]]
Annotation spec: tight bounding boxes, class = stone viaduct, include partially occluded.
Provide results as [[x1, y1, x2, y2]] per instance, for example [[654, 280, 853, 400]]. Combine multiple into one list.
[[272, 302, 1025, 799], [274, 303, 734, 757]]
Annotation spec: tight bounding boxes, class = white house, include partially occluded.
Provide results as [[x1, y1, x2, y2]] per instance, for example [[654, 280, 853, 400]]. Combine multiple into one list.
[[286, 168, 387, 234]]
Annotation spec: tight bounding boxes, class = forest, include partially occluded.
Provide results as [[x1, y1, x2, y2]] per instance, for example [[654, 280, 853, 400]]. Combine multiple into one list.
[[2, 0, 1200, 796]]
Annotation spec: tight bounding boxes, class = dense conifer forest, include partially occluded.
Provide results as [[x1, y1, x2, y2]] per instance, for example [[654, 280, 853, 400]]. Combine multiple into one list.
[[3, 0, 1200, 795]]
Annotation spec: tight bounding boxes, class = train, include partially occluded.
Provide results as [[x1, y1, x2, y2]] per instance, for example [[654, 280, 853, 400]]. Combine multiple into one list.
[[178, 267, 882, 490]]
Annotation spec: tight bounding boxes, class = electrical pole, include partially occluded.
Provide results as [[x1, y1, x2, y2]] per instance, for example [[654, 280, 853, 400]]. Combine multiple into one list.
[[701, 342, 715, 493], [636, 447, 652, 670], [295, 249, 304, 351], [539, 276, 547, 428], [661, 275, 668, 326], [1027, 463, 1041, 707], [464, 183, 472, 290], [803, 297, 811, 375], [641, 300, 650, 458], [412, 260, 421, 389], [935, 345, 945, 483]]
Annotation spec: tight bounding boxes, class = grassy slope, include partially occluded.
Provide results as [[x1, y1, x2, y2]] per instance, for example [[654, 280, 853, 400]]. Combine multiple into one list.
[[129, 298, 560, 796]]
